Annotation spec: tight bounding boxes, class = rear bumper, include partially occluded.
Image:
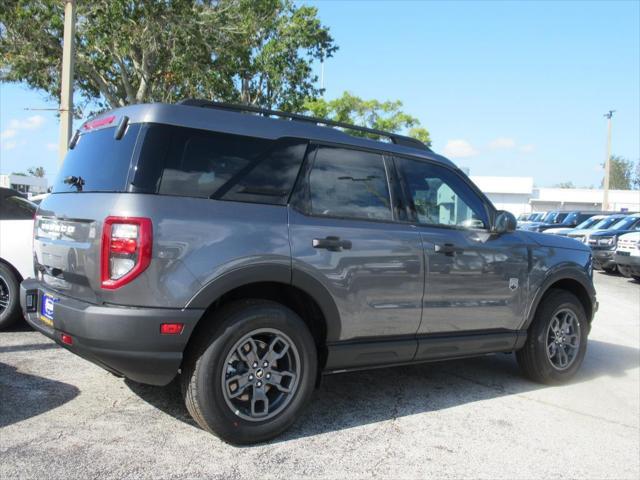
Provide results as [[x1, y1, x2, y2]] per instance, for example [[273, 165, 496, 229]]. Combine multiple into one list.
[[20, 279, 204, 386]]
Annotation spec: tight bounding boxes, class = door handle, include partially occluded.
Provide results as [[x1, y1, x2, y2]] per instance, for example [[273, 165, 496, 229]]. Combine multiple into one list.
[[312, 236, 352, 252], [434, 243, 463, 256]]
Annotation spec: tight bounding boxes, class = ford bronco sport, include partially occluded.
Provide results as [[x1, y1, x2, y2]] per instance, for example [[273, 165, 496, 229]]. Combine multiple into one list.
[[21, 100, 597, 444]]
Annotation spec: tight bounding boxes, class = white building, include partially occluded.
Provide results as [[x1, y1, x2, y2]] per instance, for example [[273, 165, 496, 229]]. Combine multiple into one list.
[[0, 174, 48, 196], [471, 176, 640, 214]]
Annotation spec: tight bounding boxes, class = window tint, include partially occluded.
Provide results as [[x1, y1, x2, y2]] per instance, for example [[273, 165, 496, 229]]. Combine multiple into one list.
[[0, 195, 36, 220], [52, 124, 141, 193], [306, 146, 392, 221], [133, 124, 306, 204], [396, 157, 489, 229]]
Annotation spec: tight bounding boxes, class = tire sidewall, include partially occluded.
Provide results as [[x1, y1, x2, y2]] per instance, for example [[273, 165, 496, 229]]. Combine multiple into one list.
[[194, 303, 317, 443], [0, 264, 20, 328], [531, 296, 588, 383]]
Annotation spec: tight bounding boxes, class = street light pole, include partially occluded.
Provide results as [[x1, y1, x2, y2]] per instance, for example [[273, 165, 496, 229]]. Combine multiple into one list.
[[58, 0, 76, 165], [602, 110, 615, 211]]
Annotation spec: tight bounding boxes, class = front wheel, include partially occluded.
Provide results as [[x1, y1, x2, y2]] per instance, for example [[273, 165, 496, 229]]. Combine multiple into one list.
[[181, 300, 317, 444], [516, 290, 588, 384]]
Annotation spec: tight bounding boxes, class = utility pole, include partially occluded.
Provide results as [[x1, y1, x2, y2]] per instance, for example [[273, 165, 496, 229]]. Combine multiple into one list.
[[602, 110, 615, 211], [58, 0, 76, 165]]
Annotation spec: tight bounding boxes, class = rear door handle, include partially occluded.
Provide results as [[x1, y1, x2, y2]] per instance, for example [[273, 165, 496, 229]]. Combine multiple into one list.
[[312, 236, 352, 252], [434, 243, 463, 256]]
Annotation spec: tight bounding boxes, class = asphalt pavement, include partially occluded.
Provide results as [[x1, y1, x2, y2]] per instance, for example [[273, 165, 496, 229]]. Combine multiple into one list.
[[1, 272, 638, 479]]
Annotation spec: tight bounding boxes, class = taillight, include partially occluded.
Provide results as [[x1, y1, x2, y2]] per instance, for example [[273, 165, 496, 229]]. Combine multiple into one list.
[[101, 216, 152, 289]]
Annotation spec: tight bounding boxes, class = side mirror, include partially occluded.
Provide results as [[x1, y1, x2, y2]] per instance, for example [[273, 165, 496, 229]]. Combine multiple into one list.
[[492, 210, 517, 234]]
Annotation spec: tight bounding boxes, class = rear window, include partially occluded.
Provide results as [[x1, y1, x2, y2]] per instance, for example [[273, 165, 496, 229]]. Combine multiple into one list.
[[52, 124, 141, 193], [132, 124, 307, 205]]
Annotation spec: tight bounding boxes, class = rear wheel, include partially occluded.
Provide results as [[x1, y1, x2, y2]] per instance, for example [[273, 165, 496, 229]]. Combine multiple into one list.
[[632, 275, 640, 282], [181, 300, 317, 444], [516, 290, 588, 384], [603, 265, 617, 274], [0, 263, 22, 330]]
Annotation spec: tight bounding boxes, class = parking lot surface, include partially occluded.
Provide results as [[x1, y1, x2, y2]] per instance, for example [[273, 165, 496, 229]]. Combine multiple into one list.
[[1, 272, 639, 479]]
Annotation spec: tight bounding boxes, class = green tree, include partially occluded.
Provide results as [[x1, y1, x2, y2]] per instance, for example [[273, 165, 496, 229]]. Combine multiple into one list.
[[1, 0, 336, 112], [602, 155, 634, 190], [28, 166, 46, 177], [303, 91, 431, 146]]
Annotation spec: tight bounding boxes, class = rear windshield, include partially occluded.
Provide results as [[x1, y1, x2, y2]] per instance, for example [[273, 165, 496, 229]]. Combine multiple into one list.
[[52, 124, 141, 193]]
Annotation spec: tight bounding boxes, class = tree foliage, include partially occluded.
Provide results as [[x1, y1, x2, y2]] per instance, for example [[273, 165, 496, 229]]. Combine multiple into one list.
[[28, 166, 46, 177], [602, 155, 636, 190], [303, 91, 431, 146], [1, 0, 337, 112]]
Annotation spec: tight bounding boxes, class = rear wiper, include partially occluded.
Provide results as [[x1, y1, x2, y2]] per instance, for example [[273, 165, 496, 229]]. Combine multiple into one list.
[[64, 175, 85, 192]]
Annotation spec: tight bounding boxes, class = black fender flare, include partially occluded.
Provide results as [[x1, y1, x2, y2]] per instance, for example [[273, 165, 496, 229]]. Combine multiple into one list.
[[522, 266, 596, 331], [185, 263, 341, 341]]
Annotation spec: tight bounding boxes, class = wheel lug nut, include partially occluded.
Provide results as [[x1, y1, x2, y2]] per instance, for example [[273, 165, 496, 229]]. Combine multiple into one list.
[[252, 362, 258, 368], [256, 381, 262, 387], [263, 361, 268, 368], [249, 374, 254, 381], [266, 373, 271, 379]]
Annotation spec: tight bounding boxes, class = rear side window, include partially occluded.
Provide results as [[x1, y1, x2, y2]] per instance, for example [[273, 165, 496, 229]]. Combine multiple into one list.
[[52, 124, 141, 193], [304, 146, 393, 221], [0, 195, 36, 220], [133, 124, 307, 204]]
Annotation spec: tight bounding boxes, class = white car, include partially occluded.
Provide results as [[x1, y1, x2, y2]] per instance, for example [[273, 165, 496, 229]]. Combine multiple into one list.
[[0, 188, 37, 329], [615, 232, 640, 280]]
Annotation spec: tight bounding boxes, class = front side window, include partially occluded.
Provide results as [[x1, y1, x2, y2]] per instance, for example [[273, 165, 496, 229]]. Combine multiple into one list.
[[395, 157, 489, 229], [305, 146, 393, 221]]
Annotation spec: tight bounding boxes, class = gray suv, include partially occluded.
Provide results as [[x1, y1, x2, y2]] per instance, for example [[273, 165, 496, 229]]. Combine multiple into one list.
[[20, 100, 597, 444]]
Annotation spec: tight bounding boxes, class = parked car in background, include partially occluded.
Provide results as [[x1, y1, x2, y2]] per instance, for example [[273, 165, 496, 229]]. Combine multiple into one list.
[[588, 214, 640, 272], [545, 214, 609, 236], [0, 187, 37, 329], [517, 212, 545, 226], [526, 211, 604, 233], [19, 100, 597, 444], [567, 214, 628, 244], [615, 232, 640, 281], [518, 210, 569, 231]]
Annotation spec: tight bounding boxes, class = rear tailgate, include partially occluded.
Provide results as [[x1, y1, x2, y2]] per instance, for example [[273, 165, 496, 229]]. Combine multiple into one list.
[[34, 119, 142, 304], [35, 195, 118, 304]]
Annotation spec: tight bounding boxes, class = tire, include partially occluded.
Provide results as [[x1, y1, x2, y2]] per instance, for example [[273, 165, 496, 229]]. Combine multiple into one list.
[[516, 289, 588, 384], [632, 276, 640, 282], [603, 265, 617, 274], [0, 263, 22, 330], [181, 299, 317, 444]]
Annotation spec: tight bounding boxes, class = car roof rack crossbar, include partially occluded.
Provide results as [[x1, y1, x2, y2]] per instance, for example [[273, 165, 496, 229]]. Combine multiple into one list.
[[178, 98, 428, 150]]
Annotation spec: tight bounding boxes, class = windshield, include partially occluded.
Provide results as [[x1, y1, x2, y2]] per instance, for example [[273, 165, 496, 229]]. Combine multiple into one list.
[[541, 212, 557, 223], [593, 216, 624, 229], [610, 216, 640, 231], [576, 216, 603, 229], [553, 212, 569, 224]]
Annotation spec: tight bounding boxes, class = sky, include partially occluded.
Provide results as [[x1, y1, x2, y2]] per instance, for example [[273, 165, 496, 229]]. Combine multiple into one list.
[[1, 0, 639, 188]]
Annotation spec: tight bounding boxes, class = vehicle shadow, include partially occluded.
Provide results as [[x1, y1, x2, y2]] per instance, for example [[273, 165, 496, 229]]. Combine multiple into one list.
[[0, 362, 80, 428], [125, 339, 639, 443]]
